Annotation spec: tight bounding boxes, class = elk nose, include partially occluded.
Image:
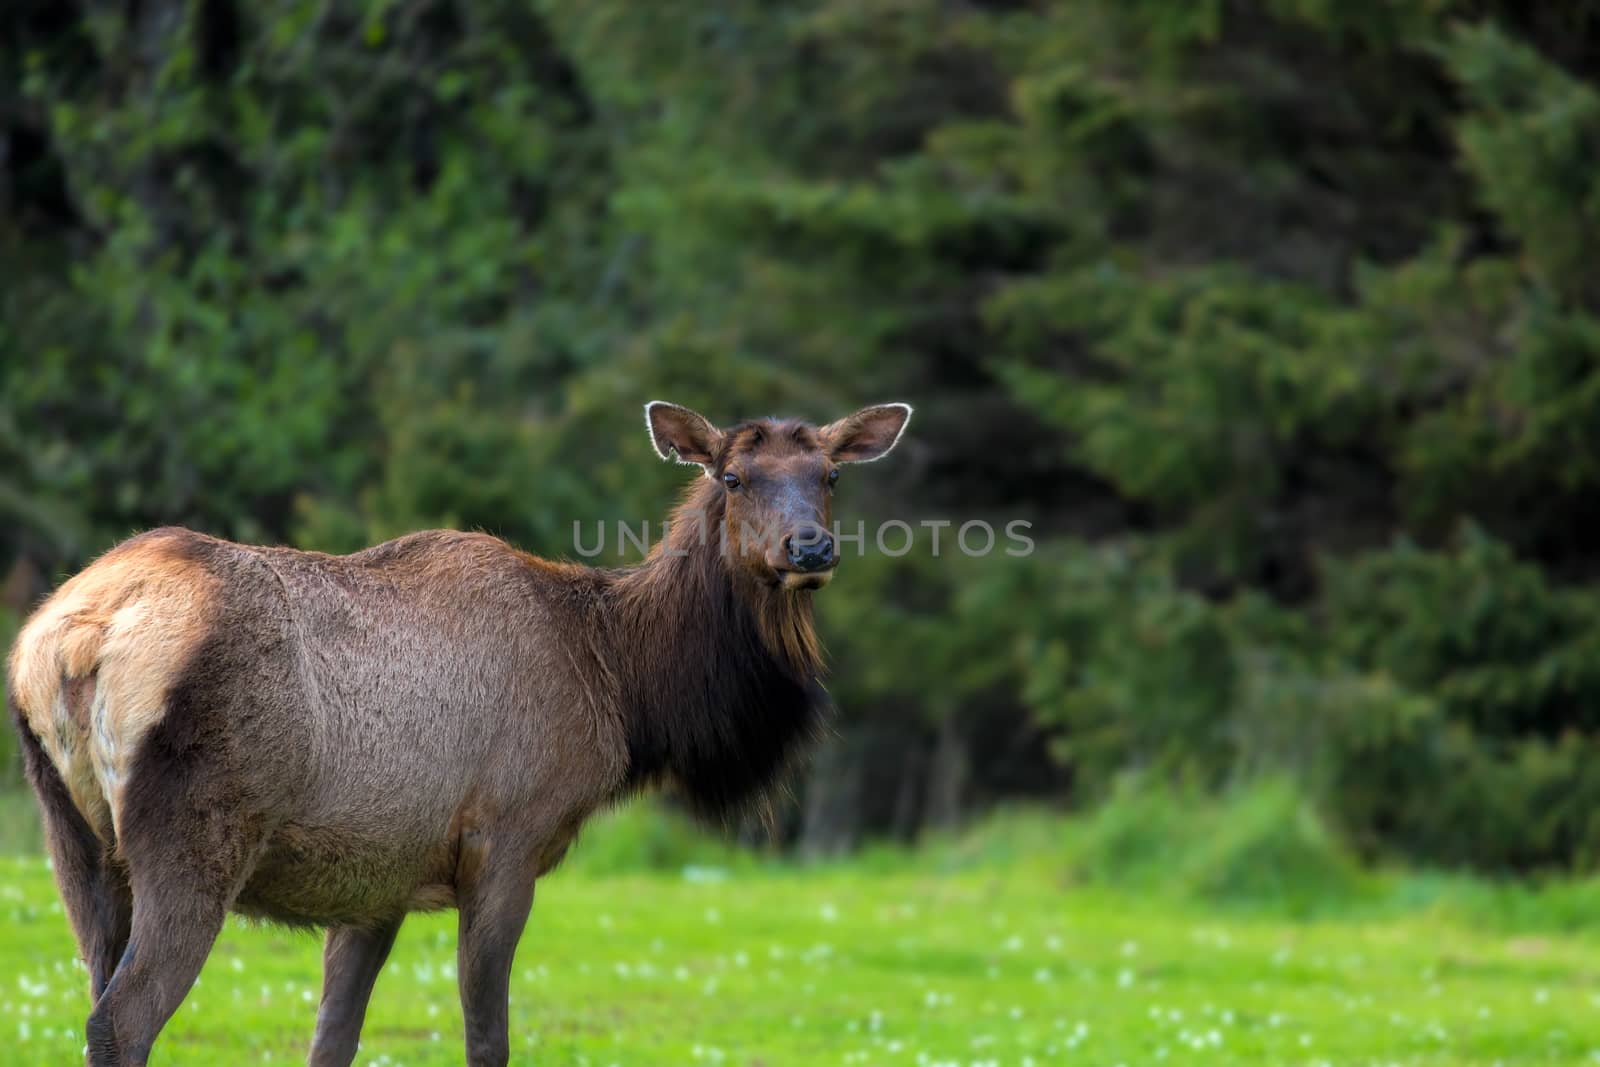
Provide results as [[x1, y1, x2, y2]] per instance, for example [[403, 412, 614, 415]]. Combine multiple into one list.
[[785, 527, 835, 573]]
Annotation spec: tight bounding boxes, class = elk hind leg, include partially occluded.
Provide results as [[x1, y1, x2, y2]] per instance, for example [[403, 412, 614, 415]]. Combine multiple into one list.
[[87, 865, 238, 1066], [12, 707, 132, 1000], [84, 725, 263, 1064]]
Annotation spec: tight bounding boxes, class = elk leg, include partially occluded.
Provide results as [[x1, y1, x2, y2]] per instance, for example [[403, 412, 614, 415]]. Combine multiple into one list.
[[13, 720, 133, 1001], [85, 873, 232, 1066], [307, 919, 403, 1067], [455, 835, 537, 1067], [86, 863, 134, 1002], [84, 745, 262, 1065]]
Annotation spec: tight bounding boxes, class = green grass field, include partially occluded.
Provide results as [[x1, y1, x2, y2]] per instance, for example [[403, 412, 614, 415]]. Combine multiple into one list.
[[3, 804, 1600, 1066]]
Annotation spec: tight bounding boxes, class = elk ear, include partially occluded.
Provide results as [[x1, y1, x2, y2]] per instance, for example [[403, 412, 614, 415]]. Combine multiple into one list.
[[820, 403, 913, 463], [645, 401, 724, 467]]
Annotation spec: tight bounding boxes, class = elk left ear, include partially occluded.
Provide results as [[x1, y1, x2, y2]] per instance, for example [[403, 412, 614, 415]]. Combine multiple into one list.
[[645, 401, 724, 467], [820, 403, 913, 463]]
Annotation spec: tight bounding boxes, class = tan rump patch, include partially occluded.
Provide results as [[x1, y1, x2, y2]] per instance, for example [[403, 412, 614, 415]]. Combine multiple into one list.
[[7, 531, 220, 841]]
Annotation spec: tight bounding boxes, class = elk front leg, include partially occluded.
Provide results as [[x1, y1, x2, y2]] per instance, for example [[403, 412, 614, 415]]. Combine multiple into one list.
[[455, 831, 537, 1067], [307, 919, 402, 1067]]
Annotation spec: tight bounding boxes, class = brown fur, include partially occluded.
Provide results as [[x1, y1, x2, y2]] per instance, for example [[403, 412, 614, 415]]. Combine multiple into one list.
[[6, 402, 910, 1066]]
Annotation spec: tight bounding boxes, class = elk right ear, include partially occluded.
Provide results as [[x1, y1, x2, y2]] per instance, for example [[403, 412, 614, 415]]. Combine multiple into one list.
[[645, 401, 724, 467]]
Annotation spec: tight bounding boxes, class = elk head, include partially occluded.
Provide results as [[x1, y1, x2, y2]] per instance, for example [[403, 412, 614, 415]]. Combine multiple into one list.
[[646, 401, 912, 591]]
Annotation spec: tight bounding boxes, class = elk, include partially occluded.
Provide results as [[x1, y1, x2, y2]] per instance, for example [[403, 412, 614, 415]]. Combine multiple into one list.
[[6, 401, 911, 1066]]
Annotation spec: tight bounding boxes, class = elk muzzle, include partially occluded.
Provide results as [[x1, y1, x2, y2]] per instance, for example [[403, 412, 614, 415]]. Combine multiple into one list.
[[779, 524, 836, 589]]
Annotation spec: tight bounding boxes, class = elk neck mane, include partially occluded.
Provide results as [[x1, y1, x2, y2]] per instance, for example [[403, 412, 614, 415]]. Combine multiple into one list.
[[600, 476, 827, 820]]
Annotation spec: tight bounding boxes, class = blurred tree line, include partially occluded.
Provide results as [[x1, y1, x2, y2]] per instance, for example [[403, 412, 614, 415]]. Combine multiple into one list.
[[3, 0, 1600, 870]]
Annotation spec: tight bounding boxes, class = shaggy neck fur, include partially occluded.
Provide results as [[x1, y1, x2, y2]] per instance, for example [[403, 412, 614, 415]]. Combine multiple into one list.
[[605, 478, 826, 819]]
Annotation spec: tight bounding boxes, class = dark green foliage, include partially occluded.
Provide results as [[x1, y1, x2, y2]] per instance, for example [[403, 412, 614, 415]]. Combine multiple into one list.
[[1319, 533, 1600, 868], [6, 0, 1600, 869]]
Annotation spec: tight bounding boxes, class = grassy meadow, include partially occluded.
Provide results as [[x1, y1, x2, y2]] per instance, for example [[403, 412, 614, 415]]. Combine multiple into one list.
[[2, 792, 1600, 1065]]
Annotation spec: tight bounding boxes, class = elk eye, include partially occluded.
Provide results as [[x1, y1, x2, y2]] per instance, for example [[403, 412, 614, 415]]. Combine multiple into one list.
[[722, 471, 741, 490], [827, 468, 840, 487]]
